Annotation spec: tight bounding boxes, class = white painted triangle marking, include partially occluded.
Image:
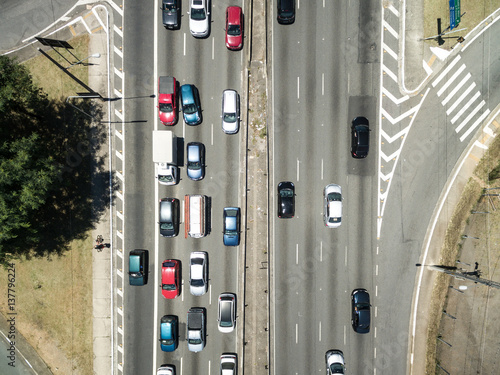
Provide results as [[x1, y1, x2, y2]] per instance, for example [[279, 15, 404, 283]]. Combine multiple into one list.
[[381, 107, 418, 125]]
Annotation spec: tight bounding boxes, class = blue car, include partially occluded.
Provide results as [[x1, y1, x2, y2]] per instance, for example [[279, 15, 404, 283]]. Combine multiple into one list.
[[159, 315, 178, 352], [223, 207, 241, 246], [128, 249, 149, 286], [180, 84, 202, 125]]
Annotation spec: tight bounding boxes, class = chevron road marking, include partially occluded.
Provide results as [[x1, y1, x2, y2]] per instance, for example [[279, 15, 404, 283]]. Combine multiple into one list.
[[383, 43, 398, 60], [382, 64, 398, 83], [381, 106, 419, 124], [380, 149, 400, 162], [387, 3, 399, 16], [442, 73, 471, 106], [446, 82, 476, 115], [383, 20, 399, 39], [382, 87, 409, 105], [380, 170, 394, 182], [380, 125, 412, 143]]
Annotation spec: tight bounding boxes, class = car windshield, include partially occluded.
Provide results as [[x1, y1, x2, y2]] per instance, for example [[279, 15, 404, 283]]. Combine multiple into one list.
[[280, 188, 293, 198], [329, 216, 341, 223], [159, 175, 173, 183], [159, 103, 173, 113], [129, 272, 141, 277], [221, 363, 234, 370], [191, 278, 204, 286], [191, 8, 206, 20], [163, 4, 176, 12], [327, 192, 341, 201], [329, 363, 345, 374], [163, 283, 176, 291], [227, 24, 240, 36], [161, 338, 174, 345], [160, 223, 173, 230], [184, 103, 197, 114], [188, 338, 202, 344], [188, 161, 201, 169], [225, 229, 237, 235], [224, 112, 237, 123]]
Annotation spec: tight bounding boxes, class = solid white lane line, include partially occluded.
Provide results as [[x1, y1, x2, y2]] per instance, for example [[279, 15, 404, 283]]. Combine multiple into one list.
[[319, 321, 322, 341], [296, 158, 300, 181], [446, 82, 476, 115]]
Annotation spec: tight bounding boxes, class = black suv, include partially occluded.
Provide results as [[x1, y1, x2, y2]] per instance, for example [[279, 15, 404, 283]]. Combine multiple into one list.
[[277, 0, 295, 24], [159, 198, 180, 237], [351, 117, 370, 158]]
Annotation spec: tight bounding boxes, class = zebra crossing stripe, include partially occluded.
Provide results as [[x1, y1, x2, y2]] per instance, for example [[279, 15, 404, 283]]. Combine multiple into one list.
[[451, 91, 481, 124], [455, 100, 485, 133], [432, 55, 461, 87], [446, 82, 476, 115], [460, 109, 491, 142], [437, 64, 466, 97], [442, 73, 471, 106]]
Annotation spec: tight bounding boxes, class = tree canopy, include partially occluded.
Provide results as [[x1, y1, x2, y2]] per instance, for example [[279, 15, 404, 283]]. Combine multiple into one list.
[[0, 55, 111, 265]]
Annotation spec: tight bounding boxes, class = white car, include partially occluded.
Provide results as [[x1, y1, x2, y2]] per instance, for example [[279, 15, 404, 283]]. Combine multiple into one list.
[[157, 364, 175, 375], [189, 251, 208, 296], [217, 293, 236, 333], [221, 89, 240, 134], [189, 0, 210, 37], [220, 353, 237, 374], [325, 350, 345, 374], [324, 184, 342, 228]]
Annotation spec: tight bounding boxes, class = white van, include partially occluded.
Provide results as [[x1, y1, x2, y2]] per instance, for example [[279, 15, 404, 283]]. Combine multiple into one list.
[[184, 195, 208, 238]]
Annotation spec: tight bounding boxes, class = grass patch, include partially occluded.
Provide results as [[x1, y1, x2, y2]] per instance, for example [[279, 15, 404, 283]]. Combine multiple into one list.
[[424, 178, 483, 374], [423, 0, 500, 46], [0, 33, 94, 375], [23, 34, 90, 100]]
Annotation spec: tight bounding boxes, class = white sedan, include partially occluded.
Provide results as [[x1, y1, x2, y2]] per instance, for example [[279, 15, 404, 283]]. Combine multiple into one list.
[[189, 0, 210, 37], [324, 184, 342, 228]]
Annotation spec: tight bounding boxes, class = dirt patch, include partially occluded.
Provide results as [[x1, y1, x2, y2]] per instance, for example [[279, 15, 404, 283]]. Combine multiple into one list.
[[426, 132, 500, 374]]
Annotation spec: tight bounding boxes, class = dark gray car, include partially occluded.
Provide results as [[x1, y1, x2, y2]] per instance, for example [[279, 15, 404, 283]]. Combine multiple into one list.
[[159, 198, 180, 237], [162, 0, 180, 29]]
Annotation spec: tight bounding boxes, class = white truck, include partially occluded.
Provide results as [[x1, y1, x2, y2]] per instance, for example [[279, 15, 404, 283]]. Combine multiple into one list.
[[187, 307, 206, 352], [153, 130, 178, 185]]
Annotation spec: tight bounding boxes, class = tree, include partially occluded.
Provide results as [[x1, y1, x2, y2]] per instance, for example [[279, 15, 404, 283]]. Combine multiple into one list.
[[0, 55, 111, 265]]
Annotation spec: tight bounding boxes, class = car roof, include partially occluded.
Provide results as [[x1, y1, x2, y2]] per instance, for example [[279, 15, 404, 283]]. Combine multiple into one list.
[[223, 90, 237, 112], [227, 6, 241, 21]]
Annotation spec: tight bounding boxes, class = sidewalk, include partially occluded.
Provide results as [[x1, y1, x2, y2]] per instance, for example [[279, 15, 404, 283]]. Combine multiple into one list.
[[399, 1, 500, 374]]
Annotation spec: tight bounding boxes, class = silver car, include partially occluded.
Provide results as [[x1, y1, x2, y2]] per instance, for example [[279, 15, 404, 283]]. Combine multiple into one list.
[[189, 252, 208, 296], [324, 184, 342, 228], [217, 292, 236, 333], [221, 89, 240, 134]]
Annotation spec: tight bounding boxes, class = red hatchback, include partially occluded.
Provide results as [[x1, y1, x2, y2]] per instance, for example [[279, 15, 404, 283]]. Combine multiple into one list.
[[225, 6, 243, 50], [158, 76, 178, 126], [161, 259, 181, 299]]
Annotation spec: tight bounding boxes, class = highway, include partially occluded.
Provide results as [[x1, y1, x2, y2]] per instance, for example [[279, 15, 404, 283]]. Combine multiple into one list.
[[270, 1, 380, 374], [123, 1, 245, 374]]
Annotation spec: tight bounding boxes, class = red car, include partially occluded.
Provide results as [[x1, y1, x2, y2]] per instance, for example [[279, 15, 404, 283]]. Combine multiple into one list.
[[161, 259, 181, 299], [158, 76, 178, 126], [225, 6, 243, 50]]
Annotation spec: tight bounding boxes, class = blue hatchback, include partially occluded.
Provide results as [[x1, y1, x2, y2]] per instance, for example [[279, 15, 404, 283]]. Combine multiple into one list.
[[180, 84, 202, 125], [159, 315, 178, 352], [223, 207, 241, 246]]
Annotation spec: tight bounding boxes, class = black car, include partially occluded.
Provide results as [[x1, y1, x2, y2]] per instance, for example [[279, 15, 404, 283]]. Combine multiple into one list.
[[351, 289, 370, 333], [186, 142, 205, 181], [162, 0, 180, 29], [277, 0, 295, 24], [159, 198, 180, 237], [277, 181, 295, 218], [351, 117, 370, 158]]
